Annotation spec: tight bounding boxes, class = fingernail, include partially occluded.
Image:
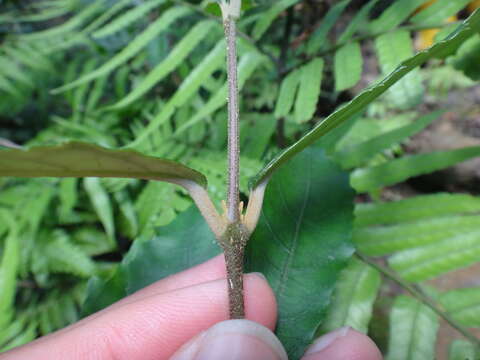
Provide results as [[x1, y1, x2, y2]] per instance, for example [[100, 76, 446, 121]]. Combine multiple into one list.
[[304, 326, 351, 355], [170, 319, 287, 360], [250, 272, 267, 281]]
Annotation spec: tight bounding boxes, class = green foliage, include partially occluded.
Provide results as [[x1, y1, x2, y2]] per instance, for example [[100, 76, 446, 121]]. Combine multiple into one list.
[[448, 340, 478, 360], [440, 287, 480, 327]]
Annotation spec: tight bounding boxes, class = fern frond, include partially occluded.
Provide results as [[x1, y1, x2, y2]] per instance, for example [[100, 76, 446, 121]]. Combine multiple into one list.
[[440, 287, 480, 328], [294, 58, 324, 123], [369, 0, 429, 33], [274, 69, 301, 119], [351, 146, 480, 193], [386, 296, 439, 360], [388, 230, 480, 282], [252, 0, 300, 40], [355, 193, 480, 227], [337, 0, 379, 43], [52, 6, 192, 93], [110, 19, 217, 110], [84, 178, 115, 244], [411, 0, 471, 25], [448, 340, 478, 360], [334, 42, 363, 92], [321, 258, 381, 334], [92, 0, 163, 39]]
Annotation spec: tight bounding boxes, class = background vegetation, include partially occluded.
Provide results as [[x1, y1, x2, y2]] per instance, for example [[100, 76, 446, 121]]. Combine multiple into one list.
[[1, 0, 480, 358]]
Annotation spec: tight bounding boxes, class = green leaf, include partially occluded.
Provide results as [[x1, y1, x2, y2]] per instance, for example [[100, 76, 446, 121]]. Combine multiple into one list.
[[351, 146, 480, 193], [440, 287, 480, 328], [250, 10, 480, 188], [354, 193, 480, 227], [375, 30, 424, 109], [0, 212, 19, 323], [321, 258, 381, 334], [109, 20, 217, 110], [337, 0, 379, 43], [450, 34, 480, 81], [84, 178, 115, 242], [92, 0, 164, 38], [252, 0, 300, 40], [246, 147, 355, 359], [52, 6, 191, 93], [274, 68, 301, 119], [306, 0, 351, 55], [448, 340, 478, 360], [388, 230, 480, 281], [355, 214, 480, 256], [294, 58, 324, 123], [369, 0, 428, 33], [386, 296, 439, 360], [334, 42, 363, 92], [0, 142, 207, 187], [334, 111, 442, 169], [411, 0, 471, 24]]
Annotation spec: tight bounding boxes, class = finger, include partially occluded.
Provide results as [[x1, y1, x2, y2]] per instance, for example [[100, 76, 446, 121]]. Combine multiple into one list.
[[2, 274, 276, 360], [301, 327, 383, 360], [170, 319, 288, 360]]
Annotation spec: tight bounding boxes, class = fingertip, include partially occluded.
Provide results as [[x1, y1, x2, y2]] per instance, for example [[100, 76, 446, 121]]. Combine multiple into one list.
[[302, 327, 383, 360], [244, 273, 277, 331]]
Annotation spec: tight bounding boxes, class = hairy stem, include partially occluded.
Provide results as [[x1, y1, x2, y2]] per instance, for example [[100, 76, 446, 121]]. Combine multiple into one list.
[[225, 17, 240, 224], [356, 252, 480, 348]]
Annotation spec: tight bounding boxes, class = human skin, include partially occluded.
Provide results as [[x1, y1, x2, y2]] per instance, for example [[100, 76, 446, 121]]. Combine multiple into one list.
[[0, 255, 382, 360]]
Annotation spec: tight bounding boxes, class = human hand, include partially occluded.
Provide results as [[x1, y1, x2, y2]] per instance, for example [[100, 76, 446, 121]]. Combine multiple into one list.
[[0, 255, 382, 360]]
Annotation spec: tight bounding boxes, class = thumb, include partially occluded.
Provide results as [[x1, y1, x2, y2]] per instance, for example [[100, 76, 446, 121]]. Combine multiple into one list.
[[170, 319, 288, 360]]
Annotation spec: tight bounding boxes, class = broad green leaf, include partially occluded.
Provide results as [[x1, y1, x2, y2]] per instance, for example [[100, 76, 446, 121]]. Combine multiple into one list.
[[440, 287, 480, 328], [294, 58, 324, 123], [334, 111, 442, 169], [246, 147, 355, 359], [251, 10, 480, 188], [274, 68, 301, 119], [306, 0, 351, 55], [321, 258, 381, 334], [355, 193, 480, 227], [109, 20, 216, 110], [337, 0, 379, 43], [351, 146, 480, 193], [386, 296, 439, 360], [84, 178, 115, 243], [448, 340, 478, 360], [52, 6, 191, 93], [129, 41, 225, 147], [334, 42, 363, 92], [450, 34, 480, 81], [92, 0, 164, 38], [252, 0, 300, 40], [369, 0, 429, 33], [375, 30, 424, 109], [411, 0, 471, 24], [389, 230, 480, 281], [0, 142, 207, 187], [355, 214, 480, 256]]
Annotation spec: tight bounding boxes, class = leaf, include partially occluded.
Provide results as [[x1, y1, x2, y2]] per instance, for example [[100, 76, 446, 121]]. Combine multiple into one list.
[[252, 0, 300, 40], [355, 214, 480, 256], [369, 0, 429, 33], [0, 142, 207, 188], [52, 6, 191, 93], [411, 0, 471, 25], [351, 146, 480, 193], [450, 34, 480, 81], [334, 111, 442, 169], [375, 30, 424, 109], [354, 193, 480, 227], [109, 20, 217, 109], [448, 340, 478, 360], [246, 147, 355, 359], [92, 0, 164, 39], [306, 0, 351, 55], [59, 178, 78, 219], [274, 68, 301, 119], [386, 296, 439, 360], [294, 58, 324, 123], [388, 230, 480, 281], [129, 41, 226, 147], [84, 178, 115, 242], [334, 42, 363, 92], [321, 258, 381, 334], [440, 287, 480, 328], [337, 0, 379, 43], [250, 10, 480, 188]]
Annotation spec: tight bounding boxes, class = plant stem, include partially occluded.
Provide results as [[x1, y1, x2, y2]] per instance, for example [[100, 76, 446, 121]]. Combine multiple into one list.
[[224, 16, 241, 224], [356, 252, 480, 348]]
